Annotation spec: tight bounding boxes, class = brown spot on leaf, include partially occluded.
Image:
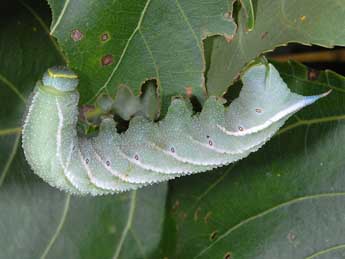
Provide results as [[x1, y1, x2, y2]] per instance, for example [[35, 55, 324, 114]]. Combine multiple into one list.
[[224, 252, 232, 259], [287, 231, 296, 242], [308, 69, 320, 81], [185, 86, 193, 97], [287, 231, 300, 247], [261, 31, 268, 40], [224, 34, 234, 44], [172, 200, 180, 213], [204, 211, 212, 224], [209, 230, 218, 241], [101, 32, 110, 42], [194, 207, 201, 221], [71, 29, 83, 41], [101, 54, 114, 66]]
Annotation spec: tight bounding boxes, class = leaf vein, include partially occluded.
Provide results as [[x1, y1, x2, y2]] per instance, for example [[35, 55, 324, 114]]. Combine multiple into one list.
[[194, 192, 345, 258], [0, 73, 26, 103], [175, 0, 202, 53], [0, 134, 21, 187], [113, 191, 137, 259], [277, 114, 345, 135], [193, 165, 234, 208], [139, 30, 161, 85], [130, 229, 147, 259], [0, 127, 22, 137], [50, 0, 70, 35], [91, 0, 152, 102], [40, 194, 71, 259], [20, 0, 66, 63], [305, 243, 345, 259]]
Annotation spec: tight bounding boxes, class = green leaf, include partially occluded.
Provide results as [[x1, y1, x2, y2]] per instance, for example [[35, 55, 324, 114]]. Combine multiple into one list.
[[240, 0, 256, 31], [47, 0, 236, 106], [161, 61, 345, 258], [206, 0, 345, 96], [3, 1, 345, 258], [0, 2, 167, 258]]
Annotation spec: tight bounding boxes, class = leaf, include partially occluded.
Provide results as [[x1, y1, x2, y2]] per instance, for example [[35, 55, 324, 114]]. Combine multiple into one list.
[[3, 1, 345, 258], [206, 0, 345, 96], [0, 2, 167, 258], [240, 0, 256, 31], [160, 61, 345, 258], [47, 0, 236, 106]]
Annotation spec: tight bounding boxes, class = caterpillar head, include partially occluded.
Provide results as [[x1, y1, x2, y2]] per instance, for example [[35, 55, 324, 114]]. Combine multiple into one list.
[[42, 66, 79, 92]]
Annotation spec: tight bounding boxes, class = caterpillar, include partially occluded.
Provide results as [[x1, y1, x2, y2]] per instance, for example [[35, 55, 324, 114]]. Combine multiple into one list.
[[22, 63, 329, 196]]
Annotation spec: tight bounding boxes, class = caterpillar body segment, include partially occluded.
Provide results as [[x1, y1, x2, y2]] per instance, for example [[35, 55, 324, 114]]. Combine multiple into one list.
[[22, 64, 328, 195]]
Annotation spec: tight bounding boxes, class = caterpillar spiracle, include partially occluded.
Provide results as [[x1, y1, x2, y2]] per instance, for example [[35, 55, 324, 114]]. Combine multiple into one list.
[[22, 63, 329, 195]]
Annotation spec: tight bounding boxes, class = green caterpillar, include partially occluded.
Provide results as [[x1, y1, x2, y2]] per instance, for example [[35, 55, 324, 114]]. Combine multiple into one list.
[[22, 63, 329, 195]]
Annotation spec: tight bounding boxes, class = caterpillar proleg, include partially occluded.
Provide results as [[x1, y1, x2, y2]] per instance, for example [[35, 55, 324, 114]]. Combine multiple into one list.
[[22, 64, 329, 195]]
